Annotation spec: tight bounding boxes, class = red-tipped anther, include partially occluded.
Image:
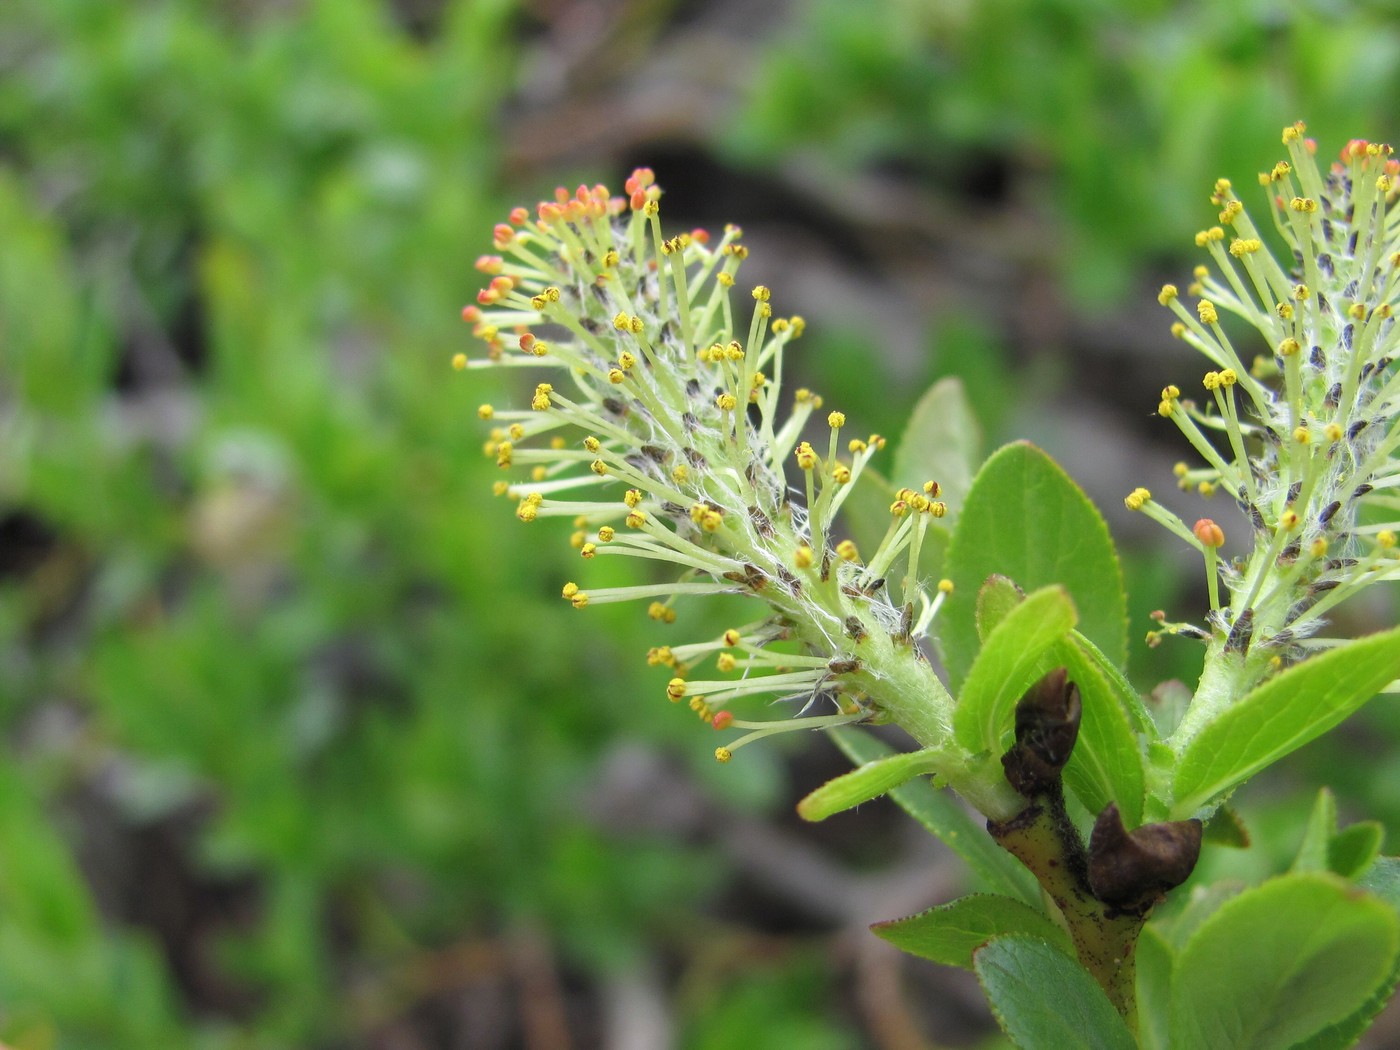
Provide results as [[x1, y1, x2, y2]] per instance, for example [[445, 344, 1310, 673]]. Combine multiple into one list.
[[476, 287, 499, 306], [1344, 139, 1369, 161], [690, 227, 710, 245], [508, 206, 529, 225], [1304, 137, 1317, 154], [1193, 518, 1225, 548], [461, 305, 481, 323], [492, 223, 514, 247], [630, 188, 647, 211], [475, 254, 503, 274], [712, 710, 734, 730], [538, 201, 562, 223], [553, 186, 570, 204], [591, 183, 609, 203], [1388, 159, 1400, 177], [575, 184, 590, 204], [489, 275, 515, 295], [519, 333, 536, 352]]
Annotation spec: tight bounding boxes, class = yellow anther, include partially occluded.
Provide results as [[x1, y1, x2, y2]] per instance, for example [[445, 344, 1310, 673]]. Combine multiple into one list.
[[618, 351, 636, 370], [1194, 265, 1210, 280], [602, 249, 619, 268], [493, 480, 509, 496], [890, 499, 909, 517], [1289, 197, 1317, 213], [1294, 426, 1310, 444], [516, 500, 539, 522], [571, 592, 590, 609], [478, 404, 494, 419], [1194, 230, 1211, 248], [1198, 481, 1215, 497], [532, 383, 553, 411], [1349, 303, 1367, 321], [938, 579, 954, 594], [508, 424, 525, 441], [590, 460, 608, 476], [716, 393, 738, 412], [531, 466, 547, 481], [1272, 161, 1292, 180], [832, 464, 852, 484], [723, 628, 742, 646], [1170, 322, 1186, 339], [583, 436, 601, 452], [1198, 300, 1218, 325], [667, 678, 687, 701], [909, 495, 929, 513], [643, 200, 659, 217], [1311, 538, 1329, 558], [1283, 123, 1304, 143], [452, 353, 468, 371], [1229, 238, 1261, 257], [1158, 284, 1178, 305], [794, 545, 814, 569], [725, 341, 744, 361], [1218, 368, 1237, 387], [1279, 511, 1299, 530], [848, 438, 867, 453], [626, 510, 647, 529], [562, 582, 579, 599], [496, 442, 513, 468], [836, 539, 860, 562], [752, 285, 770, 302], [1173, 462, 1189, 478], [828, 411, 846, 429], [1203, 371, 1221, 391], [1219, 200, 1243, 223], [700, 509, 723, 532], [717, 652, 737, 673], [1325, 423, 1344, 442], [794, 388, 812, 403], [1124, 487, 1151, 511], [1379, 175, 1393, 193], [528, 340, 549, 356], [929, 501, 947, 517], [580, 542, 597, 558], [624, 489, 643, 508], [717, 271, 735, 287], [598, 526, 615, 542], [1278, 337, 1301, 356], [795, 442, 817, 470], [648, 602, 676, 623], [1277, 302, 1294, 320], [1294, 283, 1310, 301], [570, 530, 586, 549], [714, 747, 732, 764], [1379, 531, 1397, 549], [672, 464, 689, 484], [629, 316, 644, 334], [612, 312, 630, 330]]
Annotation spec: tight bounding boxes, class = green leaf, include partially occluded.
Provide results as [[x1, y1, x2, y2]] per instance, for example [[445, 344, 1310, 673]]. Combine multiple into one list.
[[1169, 873, 1400, 1050], [1067, 629, 1157, 739], [828, 729, 1039, 905], [1201, 806, 1250, 849], [1054, 638, 1145, 827], [1289, 951, 1400, 1050], [1135, 925, 1174, 1050], [1291, 787, 1339, 874], [892, 376, 982, 529], [973, 935, 1136, 1050], [1359, 856, 1400, 913], [976, 574, 1024, 641], [942, 442, 1127, 688], [1329, 822, 1384, 880], [1172, 627, 1400, 818], [973, 580, 1146, 823], [954, 586, 1077, 753], [873, 894, 1072, 970], [796, 748, 945, 822]]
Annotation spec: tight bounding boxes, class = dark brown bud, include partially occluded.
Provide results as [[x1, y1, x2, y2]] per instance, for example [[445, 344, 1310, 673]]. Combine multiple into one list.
[[1000, 668, 1082, 798], [1087, 802, 1203, 917]]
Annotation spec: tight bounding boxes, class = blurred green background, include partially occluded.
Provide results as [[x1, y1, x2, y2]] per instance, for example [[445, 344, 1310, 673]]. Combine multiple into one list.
[[4, 0, 1400, 1046]]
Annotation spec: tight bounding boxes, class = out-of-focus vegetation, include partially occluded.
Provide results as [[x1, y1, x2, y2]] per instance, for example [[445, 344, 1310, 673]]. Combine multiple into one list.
[[2, 0, 1400, 1046]]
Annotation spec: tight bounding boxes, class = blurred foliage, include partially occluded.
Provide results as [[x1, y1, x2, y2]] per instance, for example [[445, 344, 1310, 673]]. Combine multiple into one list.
[[727, 0, 1400, 301], [2, 0, 1400, 1046]]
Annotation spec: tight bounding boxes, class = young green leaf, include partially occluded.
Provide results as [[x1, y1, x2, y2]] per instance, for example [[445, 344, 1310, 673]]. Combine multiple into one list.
[[796, 748, 946, 822], [1059, 649, 1145, 826], [1328, 822, 1384, 880], [1171, 627, 1400, 818], [1170, 873, 1400, 1050], [973, 935, 1136, 1050], [1291, 787, 1340, 875], [828, 729, 1039, 904], [953, 585, 1077, 753], [892, 376, 982, 529], [872, 894, 1072, 970], [942, 442, 1127, 688]]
